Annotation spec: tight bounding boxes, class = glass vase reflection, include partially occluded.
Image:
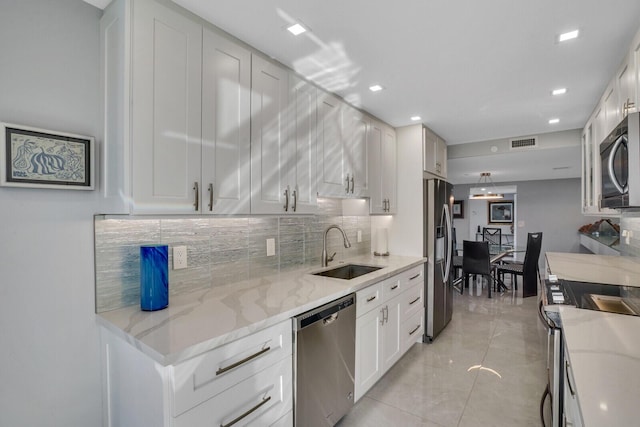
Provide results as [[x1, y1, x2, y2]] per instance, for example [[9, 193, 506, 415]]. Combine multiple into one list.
[[140, 244, 168, 311]]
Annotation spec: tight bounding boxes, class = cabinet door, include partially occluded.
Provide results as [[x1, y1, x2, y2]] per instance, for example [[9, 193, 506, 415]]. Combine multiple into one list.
[[368, 119, 385, 213], [617, 52, 637, 118], [381, 294, 402, 371], [317, 92, 346, 197], [131, 0, 202, 214], [250, 55, 290, 213], [423, 127, 437, 175], [289, 75, 318, 214], [202, 29, 251, 214], [435, 136, 447, 178], [603, 83, 619, 135], [355, 306, 383, 401], [581, 124, 594, 213], [343, 106, 369, 197], [382, 125, 397, 214]]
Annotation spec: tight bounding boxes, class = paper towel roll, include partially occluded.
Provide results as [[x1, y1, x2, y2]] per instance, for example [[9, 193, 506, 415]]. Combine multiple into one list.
[[375, 228, 389, 255]]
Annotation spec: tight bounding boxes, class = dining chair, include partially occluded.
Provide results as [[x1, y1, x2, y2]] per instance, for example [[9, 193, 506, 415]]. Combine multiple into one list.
[[452, 227, 463, 280], [496, 232, 543, 297], [462, 240, 499, 298], [482, 227, 502, 252]]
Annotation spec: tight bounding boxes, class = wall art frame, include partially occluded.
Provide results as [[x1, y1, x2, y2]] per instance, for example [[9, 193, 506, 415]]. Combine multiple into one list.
[[452, 200, 464, 219], [1, 122, 95, 190], [488, 200, 513, 224]]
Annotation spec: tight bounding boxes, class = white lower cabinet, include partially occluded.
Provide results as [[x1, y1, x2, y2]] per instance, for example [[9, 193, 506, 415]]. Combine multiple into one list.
[[354, 265, 424, 401], [563, 347, 584, 427], [100, 319, 293, 427]]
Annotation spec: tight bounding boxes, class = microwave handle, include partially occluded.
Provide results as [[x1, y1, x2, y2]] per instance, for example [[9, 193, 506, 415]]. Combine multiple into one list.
[[607, 134, 629, 194]]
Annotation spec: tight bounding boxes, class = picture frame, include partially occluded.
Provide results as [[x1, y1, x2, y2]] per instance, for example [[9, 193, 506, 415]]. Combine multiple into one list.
[[488, 201, 513, 224], [1, 122, 94, 190], [452, 200, 464, 219]]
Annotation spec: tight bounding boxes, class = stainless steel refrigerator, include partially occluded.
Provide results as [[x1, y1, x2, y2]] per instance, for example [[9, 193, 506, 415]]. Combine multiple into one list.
[[423, 178, 454, 342]]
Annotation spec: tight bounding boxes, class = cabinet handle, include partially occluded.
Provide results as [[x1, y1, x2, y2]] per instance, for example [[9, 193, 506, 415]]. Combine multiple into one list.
[[216, 346, 271, 376], [193, 182, 199, 211], [345, 174, 350, 193], [436, 162, 441, 173], [283, 186, 290, 212], [220, 395, 272, 427], [383, 199, 387, 212], [350, 175, 355, 193], [409, 296, 421, 305], [409, 273, 421, 281], [409, 324, 421, 336], [208, 183, 214, 212], [391, 284, 399, 290], [382, 305, 389, 323], [292, 188, 297, 212], [565, 360, 576, 397], [366, 295, 377, 303]]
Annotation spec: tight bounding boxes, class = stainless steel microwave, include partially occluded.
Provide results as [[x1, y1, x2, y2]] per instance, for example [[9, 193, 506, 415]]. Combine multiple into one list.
[[600, 112, 640, 208]]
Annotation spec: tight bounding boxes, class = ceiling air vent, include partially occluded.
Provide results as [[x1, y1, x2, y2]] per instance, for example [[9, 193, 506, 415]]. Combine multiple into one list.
[[509, 136, 538, 150]]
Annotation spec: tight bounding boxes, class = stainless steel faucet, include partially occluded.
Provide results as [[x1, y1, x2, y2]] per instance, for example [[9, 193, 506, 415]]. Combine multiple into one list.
[[322, 224, 352, 267]]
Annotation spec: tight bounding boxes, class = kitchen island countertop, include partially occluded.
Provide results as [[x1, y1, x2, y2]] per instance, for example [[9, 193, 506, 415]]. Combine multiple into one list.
[[545, 252, 640, 287], [559, 305, 640, 426], [97, 254, 426, 366]]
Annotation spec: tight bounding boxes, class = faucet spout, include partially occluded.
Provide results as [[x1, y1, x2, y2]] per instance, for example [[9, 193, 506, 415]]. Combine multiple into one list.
[[322, 225, 352, 267]]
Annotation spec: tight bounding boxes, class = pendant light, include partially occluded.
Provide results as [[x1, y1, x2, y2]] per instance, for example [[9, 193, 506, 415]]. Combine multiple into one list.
[[469, 172, 504, 200]]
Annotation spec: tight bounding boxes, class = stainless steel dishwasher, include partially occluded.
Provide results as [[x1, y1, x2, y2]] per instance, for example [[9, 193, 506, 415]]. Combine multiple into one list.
[[294, 293, 356, 426]]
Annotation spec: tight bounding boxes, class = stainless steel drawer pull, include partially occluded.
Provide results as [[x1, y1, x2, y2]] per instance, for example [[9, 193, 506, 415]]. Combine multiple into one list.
[[409, 296, 421, 305], [408, 324, 421, 335], [220, 395, 272, 427], [391, 284, 399, 290], [216, 346, 271, 376], [208, 183, 214, 211], [193, 182, 199, 211], [409, 273, 421, 281], [366, 295, 377, 302]]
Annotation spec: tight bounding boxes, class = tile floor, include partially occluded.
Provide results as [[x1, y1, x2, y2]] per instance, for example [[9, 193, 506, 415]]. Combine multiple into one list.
[[338, 281, 548, 427]]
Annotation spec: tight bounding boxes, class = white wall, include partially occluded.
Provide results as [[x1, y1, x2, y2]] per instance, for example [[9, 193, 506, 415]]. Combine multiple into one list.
[[453, 178, 588, 257], [0, 1, 103, 426]]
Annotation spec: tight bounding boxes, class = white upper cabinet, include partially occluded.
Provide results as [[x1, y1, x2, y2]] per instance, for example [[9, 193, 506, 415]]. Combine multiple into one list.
[[250, 55, 290, 214], [130, 0, 203, 214], [617, 53, 637, 119], [343, 105, 370, 197], [201, 28, 251, 214], [369, 119, 397, 214], [423, 127, 447, 179], [289, 74, 318, 214], [317, 92, 346, 197], [101, 0, 251, 215]]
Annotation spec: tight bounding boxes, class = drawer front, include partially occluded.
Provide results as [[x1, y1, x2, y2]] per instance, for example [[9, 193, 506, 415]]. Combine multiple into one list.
[[401, 310, 424, 353], [173, 356, 293, 427], [401, 280, 424, 323], [172, 319, 292, 416], [381, 275, 402, 301], [399, 264, 424, 288], [356, 281, 383, 316]]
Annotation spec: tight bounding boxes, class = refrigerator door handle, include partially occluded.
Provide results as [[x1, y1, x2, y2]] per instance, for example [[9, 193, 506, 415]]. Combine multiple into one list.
[[442, 203, 453, 282]]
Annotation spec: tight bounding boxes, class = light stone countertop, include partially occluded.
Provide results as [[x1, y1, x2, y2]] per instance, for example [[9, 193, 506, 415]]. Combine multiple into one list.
[[545, 252, 640, 287], [97, 254, 426, 366], [559, 306, 640, 426]]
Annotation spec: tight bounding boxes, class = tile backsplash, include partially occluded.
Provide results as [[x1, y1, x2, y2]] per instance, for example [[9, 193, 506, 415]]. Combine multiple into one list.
[[94, 198, 371, 313]]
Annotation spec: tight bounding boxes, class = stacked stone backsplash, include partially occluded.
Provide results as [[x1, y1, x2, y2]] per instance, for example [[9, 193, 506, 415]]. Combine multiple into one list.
[[95, 198, 371, 313]]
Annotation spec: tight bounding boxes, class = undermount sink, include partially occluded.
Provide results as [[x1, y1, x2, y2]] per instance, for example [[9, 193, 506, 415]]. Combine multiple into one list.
[[312, 264, 382, 280]]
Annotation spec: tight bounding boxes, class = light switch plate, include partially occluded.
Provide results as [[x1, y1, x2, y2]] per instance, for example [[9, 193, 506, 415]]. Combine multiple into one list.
[[173, 246, 188, 270], [266, 238, 276, 257]]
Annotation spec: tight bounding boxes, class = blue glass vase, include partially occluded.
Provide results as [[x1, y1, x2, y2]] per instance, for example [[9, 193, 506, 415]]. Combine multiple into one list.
[[140, 245, 168, 311]]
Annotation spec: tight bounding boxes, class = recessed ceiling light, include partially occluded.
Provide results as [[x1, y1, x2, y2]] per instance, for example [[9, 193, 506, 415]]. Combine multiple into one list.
[[369, 84, 383, 92], [552, 88, 567, 96], [549, 118, 560, 124], [558, 30, 579, 42], [411, 116, 422, 121], [287, 23, 307, 36]]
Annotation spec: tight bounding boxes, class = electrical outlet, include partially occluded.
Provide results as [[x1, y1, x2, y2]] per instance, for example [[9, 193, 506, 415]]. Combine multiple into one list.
[[357, 230, 362, 243], [173, 246, 188, 270], [266, 238, 276, 257]]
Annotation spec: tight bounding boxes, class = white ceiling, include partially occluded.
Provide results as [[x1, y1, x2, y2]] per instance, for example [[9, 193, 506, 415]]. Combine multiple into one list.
[[84, 0, 640, 182]]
